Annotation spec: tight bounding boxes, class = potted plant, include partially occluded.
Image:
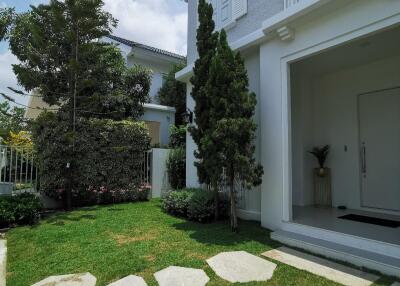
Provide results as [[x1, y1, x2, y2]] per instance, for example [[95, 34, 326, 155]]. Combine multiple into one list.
[[309, 145, 329, 177], [309, 145, 331, 207]]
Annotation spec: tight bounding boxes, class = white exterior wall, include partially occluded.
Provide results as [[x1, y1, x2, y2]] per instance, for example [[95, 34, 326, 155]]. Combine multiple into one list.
[[183, 0, 400, 229], [141, 106, 175, 147], [258, 0, 400, 229]]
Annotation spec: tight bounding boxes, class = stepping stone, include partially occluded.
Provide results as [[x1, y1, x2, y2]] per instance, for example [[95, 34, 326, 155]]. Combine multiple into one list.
[[262, 247, 379, 286], [107, 275, 147, 286], [0, 240, 6, 286], [32, 272, 96, 286], [206, 251, 277, 283], [391, 283, 400, 286], [154, 266, 209, 286]]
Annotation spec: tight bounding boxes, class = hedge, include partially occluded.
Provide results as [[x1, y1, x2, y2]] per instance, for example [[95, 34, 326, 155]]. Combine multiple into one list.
[[0, 193, 42, 228], [161, 188, 228, 223], [33, 112, 151, 205]]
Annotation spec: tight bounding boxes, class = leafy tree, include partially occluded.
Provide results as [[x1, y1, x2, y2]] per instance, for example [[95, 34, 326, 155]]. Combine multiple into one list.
[[208, 30, 263, 231], [188, 0, 221, 217], [6, 0, 150, 208], [0, 7, 14, 41], [3, 131, 33, 151], [0, 101, 27, 139], [157, 64, 187, 126]]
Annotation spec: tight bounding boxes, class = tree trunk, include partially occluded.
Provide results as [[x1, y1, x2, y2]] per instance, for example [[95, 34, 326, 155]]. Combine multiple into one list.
[[212, 182, 219, 221], [229, 176, 238, 232]]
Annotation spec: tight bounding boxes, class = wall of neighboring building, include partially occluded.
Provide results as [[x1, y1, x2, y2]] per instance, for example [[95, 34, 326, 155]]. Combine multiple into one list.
[[141, 104, 175, 147]]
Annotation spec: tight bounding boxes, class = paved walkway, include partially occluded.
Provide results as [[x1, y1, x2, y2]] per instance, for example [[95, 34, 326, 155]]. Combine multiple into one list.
[[207, 251, 276, 283], [0, 240, 6, 286], [27, 246, 391, 286], [263, 246, 379, 286]]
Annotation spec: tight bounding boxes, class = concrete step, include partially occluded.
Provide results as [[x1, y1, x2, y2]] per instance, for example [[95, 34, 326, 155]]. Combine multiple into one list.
[[271, 230, 400, 278]]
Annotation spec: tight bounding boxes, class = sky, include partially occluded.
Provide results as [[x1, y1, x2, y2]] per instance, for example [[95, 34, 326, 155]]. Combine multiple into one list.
[[0, 0, 188, 106]]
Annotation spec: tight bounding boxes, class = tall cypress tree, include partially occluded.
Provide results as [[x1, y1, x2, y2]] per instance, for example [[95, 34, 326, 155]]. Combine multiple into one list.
[[189, 0, 221, 215], [208, 30, 263, 231]]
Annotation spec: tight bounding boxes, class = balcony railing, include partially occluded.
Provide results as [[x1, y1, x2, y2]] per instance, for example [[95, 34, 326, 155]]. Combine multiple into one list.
[[284, 0, 301, 10]]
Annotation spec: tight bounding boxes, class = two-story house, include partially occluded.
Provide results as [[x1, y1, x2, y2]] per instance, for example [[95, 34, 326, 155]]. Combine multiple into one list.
[[177, 0, 400, 277], [26, 35, 186, 146]]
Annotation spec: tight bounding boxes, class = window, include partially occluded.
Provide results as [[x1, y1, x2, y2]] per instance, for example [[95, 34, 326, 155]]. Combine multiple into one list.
[[209, 0, 247, 30]]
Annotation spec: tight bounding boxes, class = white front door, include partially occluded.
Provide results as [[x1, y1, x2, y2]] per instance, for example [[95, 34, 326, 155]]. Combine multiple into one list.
[[359, 88, 400, 212]]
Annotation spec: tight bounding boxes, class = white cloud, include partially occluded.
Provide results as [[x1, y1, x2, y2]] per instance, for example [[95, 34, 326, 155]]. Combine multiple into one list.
[[103, 0, 188, 56], [0, 50, 29, 105]]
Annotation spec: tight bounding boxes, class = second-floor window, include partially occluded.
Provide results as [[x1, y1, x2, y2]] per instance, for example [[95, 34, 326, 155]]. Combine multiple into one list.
[[209, 0, 247, 30]]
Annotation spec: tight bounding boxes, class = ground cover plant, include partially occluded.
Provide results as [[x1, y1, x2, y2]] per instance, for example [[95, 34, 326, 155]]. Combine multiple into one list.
[[6, 200, 395, 286]]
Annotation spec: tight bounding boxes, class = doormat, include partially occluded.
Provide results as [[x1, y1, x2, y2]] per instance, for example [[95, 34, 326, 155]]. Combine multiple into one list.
[[338, 214, 400, 228]]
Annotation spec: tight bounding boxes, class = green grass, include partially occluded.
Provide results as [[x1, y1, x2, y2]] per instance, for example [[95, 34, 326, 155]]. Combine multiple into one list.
[[6, 200, 395, 286]]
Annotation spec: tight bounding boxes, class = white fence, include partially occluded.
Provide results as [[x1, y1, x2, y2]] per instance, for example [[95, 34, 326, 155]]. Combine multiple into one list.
[[0, 145, 38, 195], [284, 0, 301, 10]]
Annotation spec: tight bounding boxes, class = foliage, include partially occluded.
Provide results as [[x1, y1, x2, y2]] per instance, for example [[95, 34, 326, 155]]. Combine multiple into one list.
[[169, 125, 186, 149], [205, 30, 263, 231], [189, 0, 220, 188], [187, 190, 220, 222], [309, 145, 330, 168], [0, 193, 42, 228], [156, 64, 187, 125], [32, 111, 151, 204], [161, 189, 192, 217], [0, 7, 14, 41], [3, 131, 33, 151], [0, 101, 27, 139], [73, 185, 150, 207], [161, 189, 227, 223], [166, 148, 186, 190]]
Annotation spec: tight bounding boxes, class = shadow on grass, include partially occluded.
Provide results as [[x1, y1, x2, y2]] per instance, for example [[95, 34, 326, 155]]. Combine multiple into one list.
[[45, 213, 97, 225], [172, 218, 280, 248]]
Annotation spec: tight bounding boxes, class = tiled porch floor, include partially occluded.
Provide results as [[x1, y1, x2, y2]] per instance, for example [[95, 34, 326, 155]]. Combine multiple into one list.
[[292, 206, 400, 246]]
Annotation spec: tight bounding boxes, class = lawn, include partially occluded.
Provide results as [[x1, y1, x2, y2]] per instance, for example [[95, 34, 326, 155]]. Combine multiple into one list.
[[6, 199, 394, 286]]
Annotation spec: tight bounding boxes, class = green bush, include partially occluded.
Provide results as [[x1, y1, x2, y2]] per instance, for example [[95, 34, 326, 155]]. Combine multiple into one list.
[[161, 189, 191, 217], [32, 112, 151, 205], [0, 193, 42, 227], [166, 148, 186, 190], [169, 125, 186, 148], [161, 188, 227, 223], [187, 190, 215, 222]]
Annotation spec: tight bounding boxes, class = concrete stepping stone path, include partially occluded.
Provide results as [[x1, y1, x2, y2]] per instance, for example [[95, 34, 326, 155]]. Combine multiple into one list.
[[107, 275, 147, 286], [262, 247, 379, 286], [32, 272, 96, 286], [154, 266, 209, 286], [0, 240, 6, 286], [207, 251, 277, 283], [391, 282, 400, 286]]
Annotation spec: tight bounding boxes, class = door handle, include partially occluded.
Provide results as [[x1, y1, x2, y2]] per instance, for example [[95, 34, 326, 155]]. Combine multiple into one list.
[[361, 142, 367, 175]]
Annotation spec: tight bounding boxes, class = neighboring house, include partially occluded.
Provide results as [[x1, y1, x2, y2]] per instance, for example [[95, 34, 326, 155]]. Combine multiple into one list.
[[26, 35, 186, 146], [177, 0, 400, 277]]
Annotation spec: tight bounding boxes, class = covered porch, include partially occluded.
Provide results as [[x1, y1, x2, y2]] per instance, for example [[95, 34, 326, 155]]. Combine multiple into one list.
[[279, 24, 400, 276]]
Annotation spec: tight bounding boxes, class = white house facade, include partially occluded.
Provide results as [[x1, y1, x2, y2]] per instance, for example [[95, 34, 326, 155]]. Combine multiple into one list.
[[177, 0, 400, 277]]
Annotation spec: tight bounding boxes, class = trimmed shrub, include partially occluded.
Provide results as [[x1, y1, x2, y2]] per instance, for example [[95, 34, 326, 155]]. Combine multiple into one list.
[[187, 190, 215, 222], [32, 112, 151, 206], [161, 188, 227, 223], [161, 189, 191, 217], [0, 193, 42, 227], [166, 148, 186, 190]]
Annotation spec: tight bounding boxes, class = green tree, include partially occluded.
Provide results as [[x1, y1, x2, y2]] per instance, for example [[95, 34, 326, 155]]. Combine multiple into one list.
[[157, 64, 187, 126], [0, 101, 27, 139], [6, 0, 150, 208], [188, 0, 221, 217], [0, 7, 14, 41], [208, 30, 263, 231]]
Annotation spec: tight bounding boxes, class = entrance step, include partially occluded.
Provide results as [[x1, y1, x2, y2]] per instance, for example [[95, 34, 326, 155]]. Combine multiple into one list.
[[271, 230, 400, 278], [281, 222, 400, 259]]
